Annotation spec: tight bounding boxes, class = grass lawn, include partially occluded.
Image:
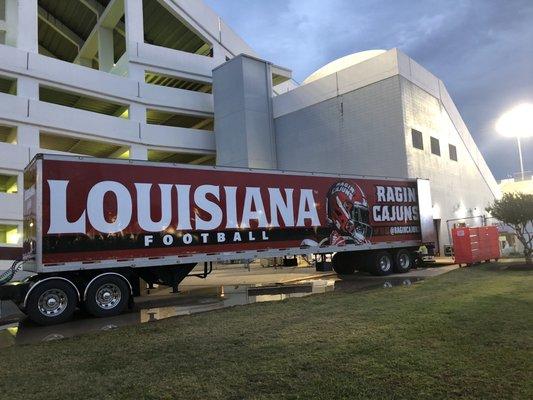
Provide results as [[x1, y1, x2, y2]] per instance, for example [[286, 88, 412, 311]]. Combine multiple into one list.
[[1, 263, 532, 400]]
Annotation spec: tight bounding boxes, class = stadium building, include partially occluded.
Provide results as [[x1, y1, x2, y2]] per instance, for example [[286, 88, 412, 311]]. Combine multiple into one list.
[[0, 0, 499, 262]]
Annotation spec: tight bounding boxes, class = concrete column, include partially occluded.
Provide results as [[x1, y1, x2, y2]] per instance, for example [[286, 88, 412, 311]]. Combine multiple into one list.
[[0, 0, 38, 50], [129, 103, 146, 123], [211, 43, 223, 64], [124, 0, 144, 81], [78, 57, 93, 68], [17, 125, 39, 148], [17, 77, 39, 100], [16, 171, 23, 195], [213, 55, 277, 169], [129, 145, 147, 160], [124, 0, 144, 47], [127, 63, 145, 81], [98, 26, 115, 72], [17, 0, 38, 53], [129, 103, 145, 152]]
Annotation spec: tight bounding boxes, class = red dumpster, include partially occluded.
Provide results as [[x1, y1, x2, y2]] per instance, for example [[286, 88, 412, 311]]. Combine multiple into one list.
[[452, 226, 500, 266]]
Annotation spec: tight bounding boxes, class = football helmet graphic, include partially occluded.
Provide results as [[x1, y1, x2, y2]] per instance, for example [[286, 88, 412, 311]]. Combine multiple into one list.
[[326, 181, 372, 245]]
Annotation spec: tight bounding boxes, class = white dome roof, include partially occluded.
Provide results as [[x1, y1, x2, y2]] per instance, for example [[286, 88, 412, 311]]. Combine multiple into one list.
[[303, 49, 387, 84]]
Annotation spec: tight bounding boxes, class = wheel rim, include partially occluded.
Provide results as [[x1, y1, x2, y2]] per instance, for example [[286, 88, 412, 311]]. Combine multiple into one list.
[[379, 256, 392, 272], [399, 253, 410, 269], [95, 283, 122, 310], [38, 289, 68, 317]]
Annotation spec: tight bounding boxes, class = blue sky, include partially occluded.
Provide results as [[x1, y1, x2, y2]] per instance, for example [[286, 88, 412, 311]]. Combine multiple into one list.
[[204, 0, 533, 180]]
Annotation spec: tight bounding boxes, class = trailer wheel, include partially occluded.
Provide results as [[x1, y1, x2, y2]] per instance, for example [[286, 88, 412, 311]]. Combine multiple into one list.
[[84, 274, 130, 318], [393, 249, 413, 273], [26, 279, 78, 325], [332, 252, 356, 275], [368, 251, 393, 276]]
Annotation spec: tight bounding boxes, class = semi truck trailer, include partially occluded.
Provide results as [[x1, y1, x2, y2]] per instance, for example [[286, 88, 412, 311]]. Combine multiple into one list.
[[0, 154, 436, 325]]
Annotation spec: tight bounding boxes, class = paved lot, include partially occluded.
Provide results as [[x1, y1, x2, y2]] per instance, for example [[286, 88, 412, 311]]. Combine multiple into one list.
[[180, 261, 457, 288], [0, 259, 460, 346], [181, 262, 334, 287]]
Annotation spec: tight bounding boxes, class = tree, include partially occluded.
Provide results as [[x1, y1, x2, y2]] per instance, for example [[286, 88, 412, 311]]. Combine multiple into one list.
[[486, 193, 533, 264]]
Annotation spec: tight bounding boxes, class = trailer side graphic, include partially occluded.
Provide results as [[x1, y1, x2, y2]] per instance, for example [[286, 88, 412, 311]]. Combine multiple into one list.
[[27, 158, 423, 265], [0, 155, 436, 325]]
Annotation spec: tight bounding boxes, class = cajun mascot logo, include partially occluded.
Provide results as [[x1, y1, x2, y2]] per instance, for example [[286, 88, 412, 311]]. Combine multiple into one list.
[[326, 181, 372, 246]]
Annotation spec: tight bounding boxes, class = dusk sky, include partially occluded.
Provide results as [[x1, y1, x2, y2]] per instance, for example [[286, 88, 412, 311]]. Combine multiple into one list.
[[205, 0, 533, 180]]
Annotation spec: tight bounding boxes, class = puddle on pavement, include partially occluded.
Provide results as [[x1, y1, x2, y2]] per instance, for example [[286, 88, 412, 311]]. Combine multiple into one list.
[[0, 276, 422, 348]]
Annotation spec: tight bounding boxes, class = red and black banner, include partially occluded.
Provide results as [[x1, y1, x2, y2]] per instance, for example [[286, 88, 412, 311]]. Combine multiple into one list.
[[34, 159, 422, 264]]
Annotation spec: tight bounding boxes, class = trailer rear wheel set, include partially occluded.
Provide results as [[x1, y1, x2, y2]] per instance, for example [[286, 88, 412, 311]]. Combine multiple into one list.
[[22, 273, 132, 325], [332, 248, 418, 276], [14, 263, 212, 325]]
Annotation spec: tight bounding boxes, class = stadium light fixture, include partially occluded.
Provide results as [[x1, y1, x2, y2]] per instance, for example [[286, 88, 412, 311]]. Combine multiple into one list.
[[496, 103, 533, 179]]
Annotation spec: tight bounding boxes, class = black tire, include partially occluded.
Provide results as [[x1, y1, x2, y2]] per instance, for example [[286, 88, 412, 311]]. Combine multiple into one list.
[[84, 275, 130, 318], [353, 253, 369, 273], [332, 252, 356, 275], [26, 279, 78, 325], [393, 249, 414, 273], [368, 251, 394, 276]]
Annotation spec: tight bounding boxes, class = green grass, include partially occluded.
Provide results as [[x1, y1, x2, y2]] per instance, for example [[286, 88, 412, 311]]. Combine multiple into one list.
[[1, 263, 532, 400]]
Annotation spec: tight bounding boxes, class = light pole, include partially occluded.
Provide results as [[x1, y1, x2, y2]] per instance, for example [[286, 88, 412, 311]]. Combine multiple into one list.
[[496, 103, 533, 180], [516, 136, 525, 179]]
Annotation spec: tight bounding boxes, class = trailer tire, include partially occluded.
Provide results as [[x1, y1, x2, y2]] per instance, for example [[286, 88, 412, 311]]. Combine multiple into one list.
[[393, 249, 413, 273], [26, 279, 78, 325], [332, 252, 356, 275], [368, 251, 393, 276], [84, 275, 130, 318]]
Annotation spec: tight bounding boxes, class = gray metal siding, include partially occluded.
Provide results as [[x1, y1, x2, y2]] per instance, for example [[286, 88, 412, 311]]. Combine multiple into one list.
[[214, 55, 277, 169], [400, 76, 497, 250], [274, 76, 408, 178]]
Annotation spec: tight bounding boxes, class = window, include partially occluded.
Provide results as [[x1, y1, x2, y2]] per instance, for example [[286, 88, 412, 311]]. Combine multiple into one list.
[[0, 75, 16, 95], [40, 132, 128, 159], [39, 86, 127, 117], [411, 129, 423, 150], [430, 136, 440, 156], [449, 144, 458, 161], [145, 71, 212, 93], [0, 124, 17, 144], [0, 173, 18, 193], [148, 150, 215, 165], [146, 109, 213, 131], [0, 224, 20, 245]]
